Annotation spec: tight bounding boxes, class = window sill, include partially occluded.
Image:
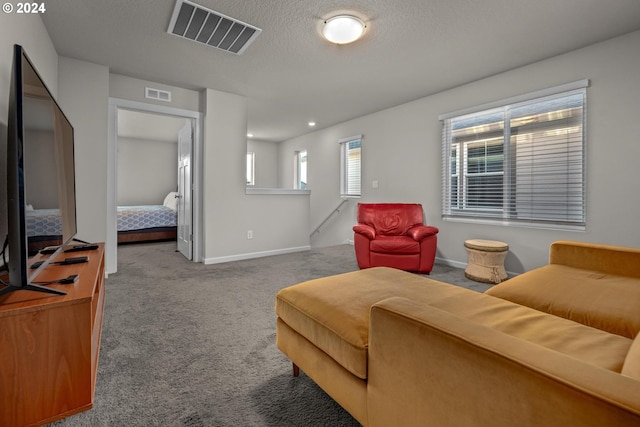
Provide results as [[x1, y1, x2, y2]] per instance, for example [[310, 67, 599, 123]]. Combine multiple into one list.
[[245, 188, 310, 195], [442, 215, 586, 232]]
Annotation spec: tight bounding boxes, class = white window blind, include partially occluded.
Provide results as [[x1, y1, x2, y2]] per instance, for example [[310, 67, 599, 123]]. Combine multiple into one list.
[[340, 136, 362, 197], [441, 82, 587, 229]]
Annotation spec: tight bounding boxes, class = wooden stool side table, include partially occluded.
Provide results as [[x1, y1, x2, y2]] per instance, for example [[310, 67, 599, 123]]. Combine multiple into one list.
[[464, 239, 509, 284]]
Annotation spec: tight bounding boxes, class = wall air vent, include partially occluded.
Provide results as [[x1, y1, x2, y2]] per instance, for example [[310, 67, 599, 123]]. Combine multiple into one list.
[[145, 87, 172, 102], [167, 0, 262, 55]]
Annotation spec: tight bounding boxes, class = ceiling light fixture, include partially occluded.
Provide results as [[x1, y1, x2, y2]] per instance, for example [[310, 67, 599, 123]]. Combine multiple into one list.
[[308, 121, 316, 127], [322, 15, 365, 44]]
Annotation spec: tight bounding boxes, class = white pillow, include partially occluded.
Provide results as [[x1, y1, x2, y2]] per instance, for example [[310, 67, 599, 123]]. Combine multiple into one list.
[[163, 192, 178, 211]]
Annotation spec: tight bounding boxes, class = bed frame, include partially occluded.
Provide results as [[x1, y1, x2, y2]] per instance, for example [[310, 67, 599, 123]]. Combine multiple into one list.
[[117, 226, 177, 244]]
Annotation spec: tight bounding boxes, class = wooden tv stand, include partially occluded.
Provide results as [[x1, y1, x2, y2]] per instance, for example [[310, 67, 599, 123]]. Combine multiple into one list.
[[0, 244, 105, 426]]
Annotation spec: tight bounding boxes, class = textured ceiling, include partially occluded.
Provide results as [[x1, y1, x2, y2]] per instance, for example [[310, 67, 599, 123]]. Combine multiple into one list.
[[41, 0, 640, 142]]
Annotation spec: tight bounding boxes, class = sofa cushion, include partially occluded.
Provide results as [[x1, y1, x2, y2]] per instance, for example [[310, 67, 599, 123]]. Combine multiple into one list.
[[622, 334, 640, 379], [276, 267, 631, 379], [486, 264, 640, 339], [370, 235, 420, 254], [423, 289, 632, 372], [275, 268, 435, 379]]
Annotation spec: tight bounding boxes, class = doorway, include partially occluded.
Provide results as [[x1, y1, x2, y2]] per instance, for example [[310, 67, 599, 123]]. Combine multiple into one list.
[[107, 98, 202, 274]]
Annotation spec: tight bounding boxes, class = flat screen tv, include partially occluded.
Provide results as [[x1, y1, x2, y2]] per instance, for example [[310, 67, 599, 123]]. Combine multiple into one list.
[[0, 44, 77, 296]]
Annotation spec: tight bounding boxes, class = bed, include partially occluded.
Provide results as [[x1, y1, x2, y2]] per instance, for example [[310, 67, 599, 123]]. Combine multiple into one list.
[[117, 191, 178, 244], [26, 208, 63, 254], [117, 204, 177, 244], [25, 192, 179, 250]]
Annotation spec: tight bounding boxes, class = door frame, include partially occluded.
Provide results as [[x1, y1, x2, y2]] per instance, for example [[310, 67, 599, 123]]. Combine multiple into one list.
[[176, 121, 193, 260], [107, 98, 203, 274]]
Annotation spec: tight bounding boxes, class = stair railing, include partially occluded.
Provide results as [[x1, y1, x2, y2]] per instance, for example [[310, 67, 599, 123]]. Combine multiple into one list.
[[310, 198, 349, 238]]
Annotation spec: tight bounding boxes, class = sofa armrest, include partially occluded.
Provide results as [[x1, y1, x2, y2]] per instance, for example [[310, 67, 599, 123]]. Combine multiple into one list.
[[353, 224, 375, 240], [406, 225, 439, 241], [550, 240, 640, 278], [367, 297, 640, 427]]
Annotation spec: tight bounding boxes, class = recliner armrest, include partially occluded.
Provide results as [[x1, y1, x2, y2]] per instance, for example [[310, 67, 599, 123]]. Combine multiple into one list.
[[353, 224, 376, 240], [406, 225, 439, 241]]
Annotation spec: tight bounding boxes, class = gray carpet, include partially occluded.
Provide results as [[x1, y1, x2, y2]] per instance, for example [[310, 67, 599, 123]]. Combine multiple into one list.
[[51, 242, 489, 427]]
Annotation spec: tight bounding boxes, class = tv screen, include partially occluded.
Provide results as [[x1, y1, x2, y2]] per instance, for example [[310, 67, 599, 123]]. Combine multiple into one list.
[[1, 44, 77, 296]]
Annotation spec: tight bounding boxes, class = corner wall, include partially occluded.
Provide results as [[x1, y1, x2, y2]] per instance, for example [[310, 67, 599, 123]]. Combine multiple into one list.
[[202, 89, 310, 263], [57, 57, 109, 245]]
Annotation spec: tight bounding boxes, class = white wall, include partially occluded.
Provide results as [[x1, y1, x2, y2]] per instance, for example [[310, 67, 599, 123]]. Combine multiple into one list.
[[117, 137, 177, 205], [24, 130, 57, 208], [202, 89, 310, 263], [109, 74, 200, 112], [281, 30, 640, 273], [0, 14, 58, 238], [247, 139, 279, 188], [57, 57, 110, 245]]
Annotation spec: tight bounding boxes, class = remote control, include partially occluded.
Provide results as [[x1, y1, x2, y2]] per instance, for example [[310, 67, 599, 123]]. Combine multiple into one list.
[[30, 260, 44, 269], [59, 256, 89, 265], [59, 274, 79, 284], [65, 244, 99, 252]]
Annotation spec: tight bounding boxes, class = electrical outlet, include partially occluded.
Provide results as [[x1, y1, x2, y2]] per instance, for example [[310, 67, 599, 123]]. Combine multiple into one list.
[[247, 230, 253, 239]]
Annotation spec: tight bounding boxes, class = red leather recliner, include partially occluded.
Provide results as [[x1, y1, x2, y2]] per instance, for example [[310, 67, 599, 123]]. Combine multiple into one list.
[[353, 203, 439, 274]]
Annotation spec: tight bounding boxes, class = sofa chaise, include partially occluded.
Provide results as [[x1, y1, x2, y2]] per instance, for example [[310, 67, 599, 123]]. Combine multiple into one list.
[[275, 241, 640, 426]]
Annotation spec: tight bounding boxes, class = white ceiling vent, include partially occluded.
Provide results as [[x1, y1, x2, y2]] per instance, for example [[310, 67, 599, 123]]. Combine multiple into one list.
[[145, 87, 172, 102], [167, 0, 262, 55]]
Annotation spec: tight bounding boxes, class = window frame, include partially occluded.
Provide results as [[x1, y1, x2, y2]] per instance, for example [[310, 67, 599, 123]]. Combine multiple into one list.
[[246, 151, 255, 186], [294, 150, 308, 189], [339, 135, 362, 198], [440, 80, 589, 230]]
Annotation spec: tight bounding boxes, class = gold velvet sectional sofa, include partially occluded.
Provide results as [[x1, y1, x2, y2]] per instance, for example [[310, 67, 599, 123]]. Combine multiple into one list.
[[275, 241, 640, 426]]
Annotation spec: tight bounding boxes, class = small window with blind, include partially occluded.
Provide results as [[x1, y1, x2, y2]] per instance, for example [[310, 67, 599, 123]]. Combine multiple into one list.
[[294, 150, 308, 189], [340, 135, 362, 197], [441, 81, 588, 229], [246, 152, 255, 186]]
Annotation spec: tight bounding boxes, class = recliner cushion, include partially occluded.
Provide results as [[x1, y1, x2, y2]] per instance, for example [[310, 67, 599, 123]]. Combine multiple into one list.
[[370, 235, 420, 254]]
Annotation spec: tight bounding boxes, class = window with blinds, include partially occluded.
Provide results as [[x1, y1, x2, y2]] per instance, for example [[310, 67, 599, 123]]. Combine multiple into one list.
[[340, 136, 362, 197], [246, 152, 255, 186], [294, 150, 307, 189], [441, 82, 587, 229]]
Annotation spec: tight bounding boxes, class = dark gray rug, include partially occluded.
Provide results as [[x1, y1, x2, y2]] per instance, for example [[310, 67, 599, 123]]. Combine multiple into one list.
[[51, 242, 489, 427]]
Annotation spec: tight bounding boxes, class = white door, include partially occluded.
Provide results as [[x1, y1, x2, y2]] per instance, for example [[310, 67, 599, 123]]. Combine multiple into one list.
[[177, 120, 192, 260]]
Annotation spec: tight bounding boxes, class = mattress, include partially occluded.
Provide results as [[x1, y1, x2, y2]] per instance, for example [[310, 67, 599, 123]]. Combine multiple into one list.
[[26, 209, 62, 236], [117, 205, 177, 232]]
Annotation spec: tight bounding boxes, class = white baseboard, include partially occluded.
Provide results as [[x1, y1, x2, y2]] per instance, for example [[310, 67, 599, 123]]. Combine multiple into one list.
[[435, 257, 467, 270], [203, 245, 311, 265]]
